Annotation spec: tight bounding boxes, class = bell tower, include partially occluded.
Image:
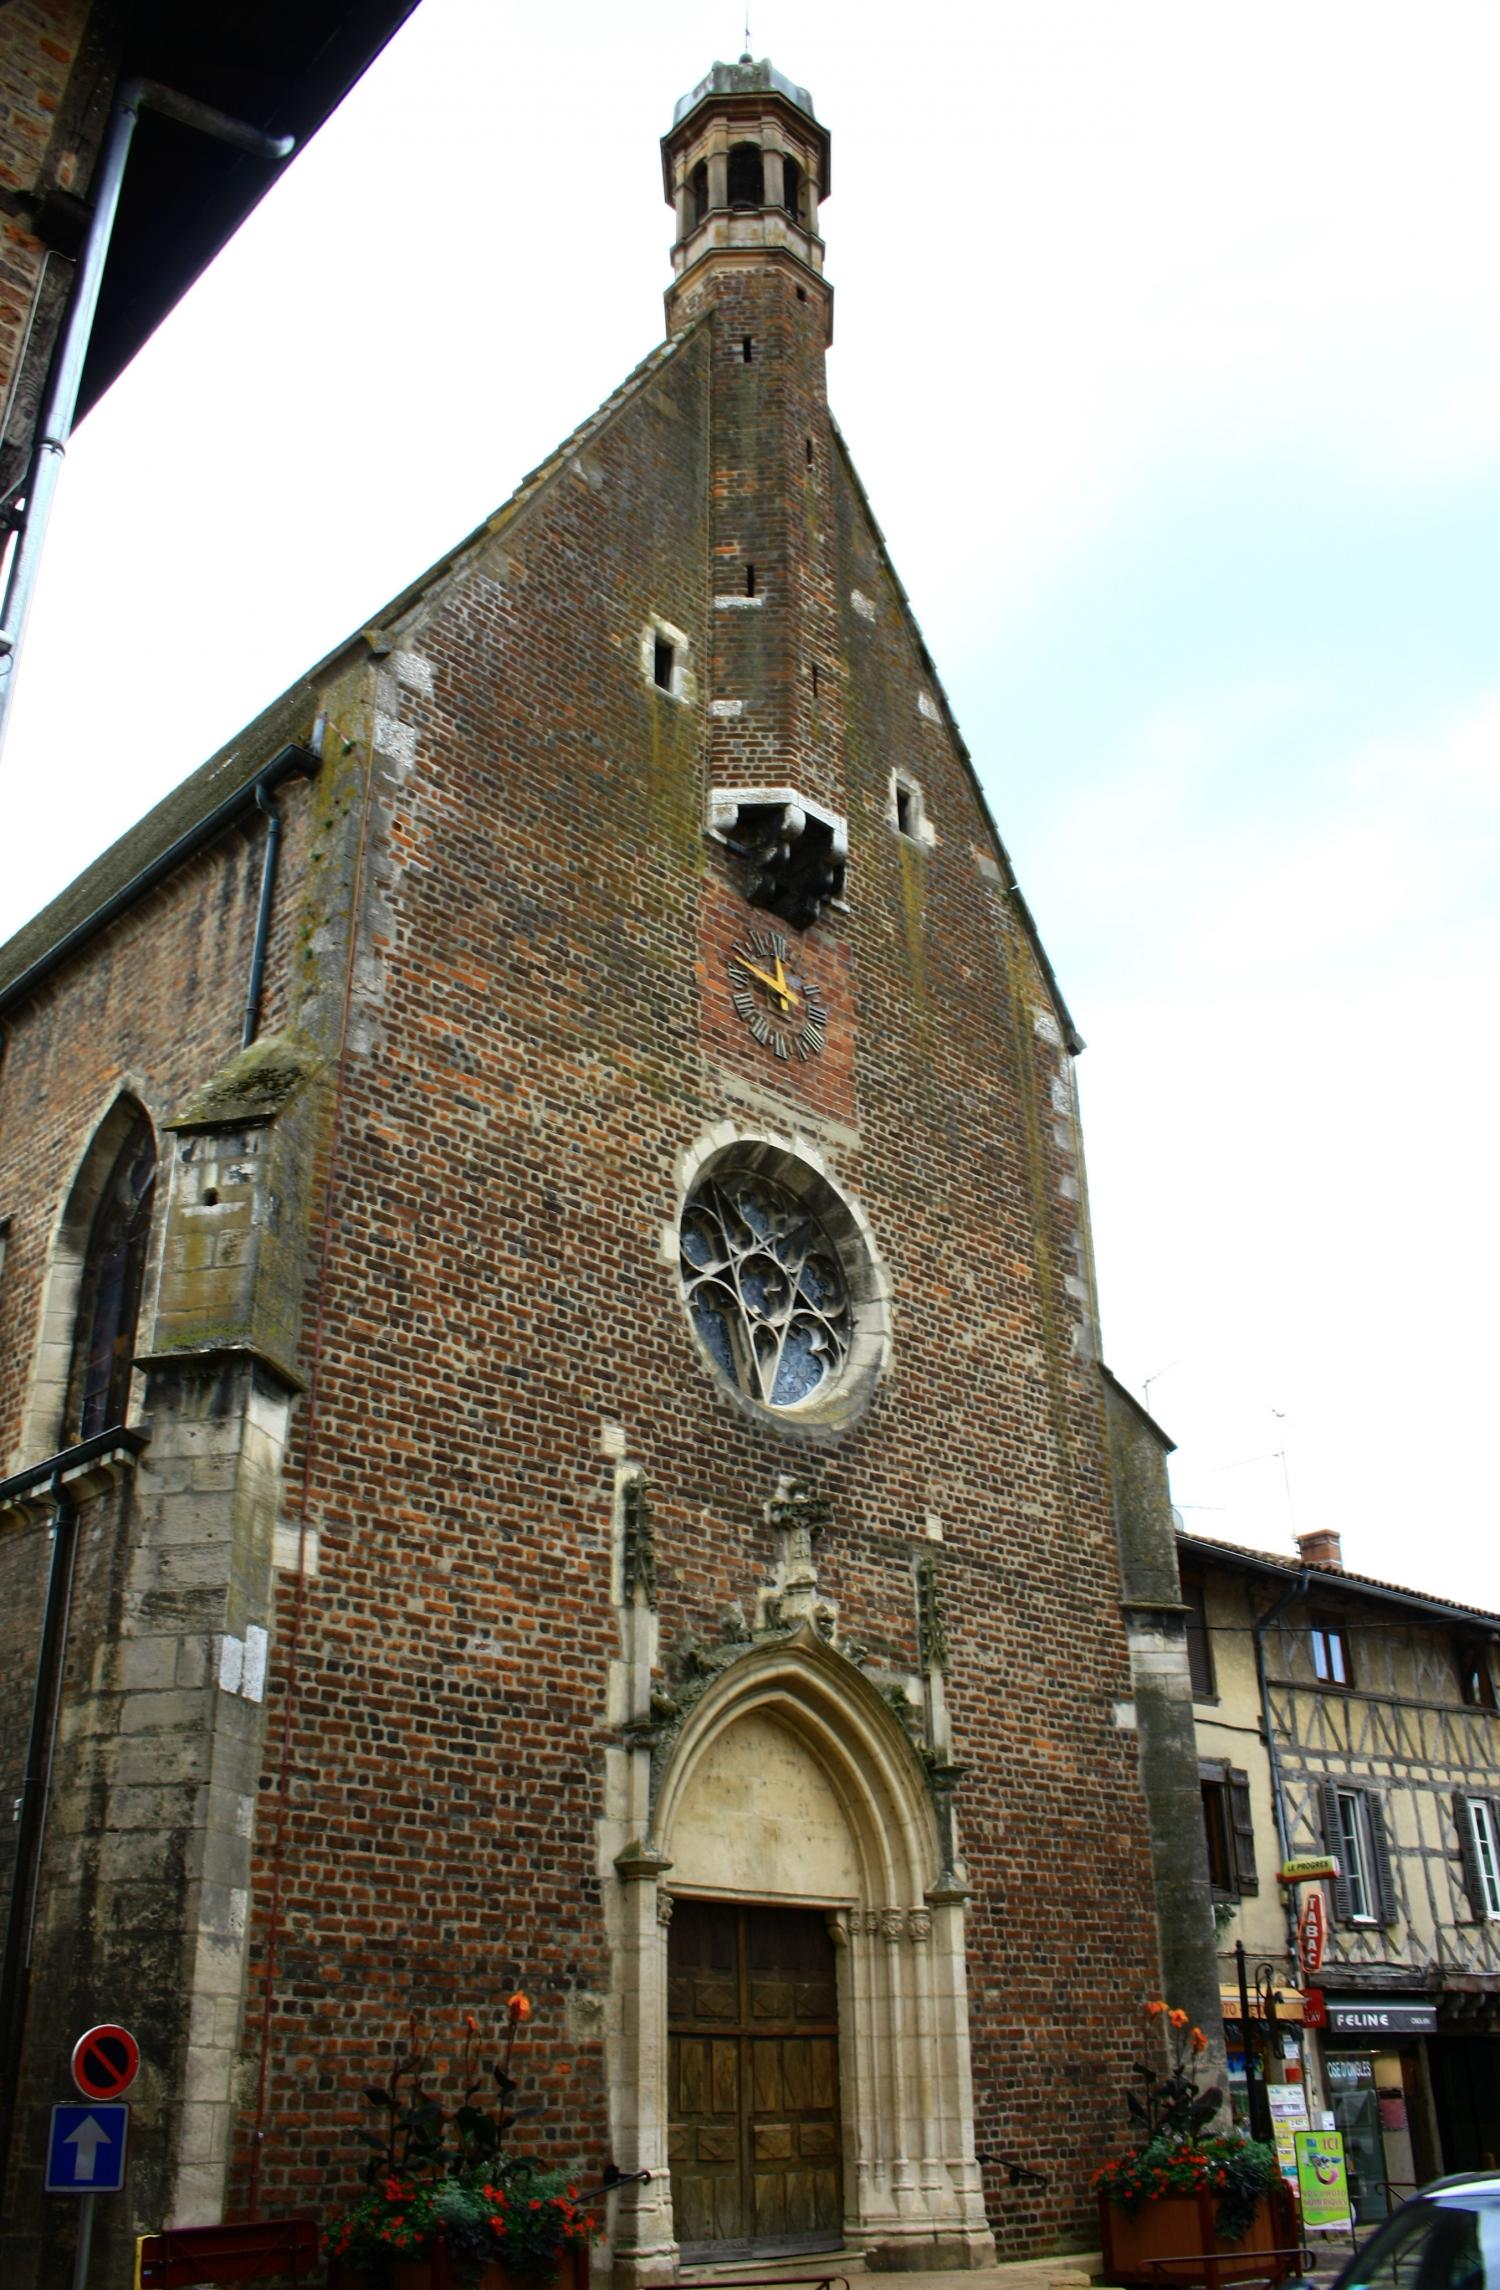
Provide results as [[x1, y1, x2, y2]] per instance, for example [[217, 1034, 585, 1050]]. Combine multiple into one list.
[[661, 59, 846, 855], [661, 54, 832, 342]]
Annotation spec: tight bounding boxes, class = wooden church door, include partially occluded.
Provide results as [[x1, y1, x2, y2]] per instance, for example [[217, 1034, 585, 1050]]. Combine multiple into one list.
[[667, 1898, 843, 2258]]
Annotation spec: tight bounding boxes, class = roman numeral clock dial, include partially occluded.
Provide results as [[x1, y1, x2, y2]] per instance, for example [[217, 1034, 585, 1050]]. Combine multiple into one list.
[[726, 928, 828, 1062]]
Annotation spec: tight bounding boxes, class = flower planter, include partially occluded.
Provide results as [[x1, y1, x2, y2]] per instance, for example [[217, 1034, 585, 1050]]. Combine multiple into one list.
[[1099, 2180, 1300, 2290], [334, 2244, 589, 2290]]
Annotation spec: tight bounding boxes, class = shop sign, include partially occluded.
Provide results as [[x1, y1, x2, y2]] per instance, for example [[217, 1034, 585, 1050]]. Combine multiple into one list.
[[1298, 1893, 1325, 1975], [1302, 1987, 1327, 2028], [1295, 2128, 1353, 2232], [1279, 1855, 1341, 1884], [1324, 1998, 1437, 2035], [1267, 2084, 1310, 2182], [1324, 2053, 1374, 2086]]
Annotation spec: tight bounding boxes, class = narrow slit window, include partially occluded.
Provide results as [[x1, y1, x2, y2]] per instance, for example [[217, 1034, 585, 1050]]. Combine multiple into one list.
[[742, 336, 753, 363], [891, 773, 927, 841], [745, 565, 756, 597], [805, 437, 814, 464], [690, 159, 709, 226], [811, 662, 819, 698], [653, 633, 676, 691]]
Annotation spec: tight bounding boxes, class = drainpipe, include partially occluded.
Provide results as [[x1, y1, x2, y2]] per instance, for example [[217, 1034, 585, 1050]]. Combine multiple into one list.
[[1252, 1568, 1310, 1960], [0, 79, 295, 754], [0, 1425, 148, 2205], [241, 781, 283, 1049], [241, 722, 323, 1048]]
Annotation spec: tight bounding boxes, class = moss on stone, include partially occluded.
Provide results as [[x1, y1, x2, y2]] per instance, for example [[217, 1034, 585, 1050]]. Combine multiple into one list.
[[168, 1033, 321, 1132]]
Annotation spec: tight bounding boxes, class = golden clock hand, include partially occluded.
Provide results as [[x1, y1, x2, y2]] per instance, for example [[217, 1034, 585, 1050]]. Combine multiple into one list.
[[739, 956, 799, 1010]]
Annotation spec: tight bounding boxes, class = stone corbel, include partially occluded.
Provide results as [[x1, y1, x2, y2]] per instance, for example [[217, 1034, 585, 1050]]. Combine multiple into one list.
[[614, 1839, 673, 1888]]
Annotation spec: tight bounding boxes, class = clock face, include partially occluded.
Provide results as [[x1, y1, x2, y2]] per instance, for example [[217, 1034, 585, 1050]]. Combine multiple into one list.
[[726, 928, 828, 1062]]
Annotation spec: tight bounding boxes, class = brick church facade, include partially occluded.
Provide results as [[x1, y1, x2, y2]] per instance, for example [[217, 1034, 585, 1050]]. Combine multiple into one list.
[[0, 56, 1219, 2288]]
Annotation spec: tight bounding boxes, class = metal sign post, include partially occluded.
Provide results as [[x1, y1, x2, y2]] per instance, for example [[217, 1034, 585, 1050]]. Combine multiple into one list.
[[44, 2023, 139, 2289]]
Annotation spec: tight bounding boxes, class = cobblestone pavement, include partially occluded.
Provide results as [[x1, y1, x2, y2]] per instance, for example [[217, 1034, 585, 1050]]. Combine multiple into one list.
[[683, 2231, 1365, 2290]]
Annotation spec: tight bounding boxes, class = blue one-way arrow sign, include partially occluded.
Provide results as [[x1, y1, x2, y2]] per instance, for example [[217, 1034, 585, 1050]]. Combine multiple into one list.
[[46, 2103, 128, 2192]]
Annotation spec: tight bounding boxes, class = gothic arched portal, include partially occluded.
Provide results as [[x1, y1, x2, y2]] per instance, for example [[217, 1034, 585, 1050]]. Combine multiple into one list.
[[607, 1626, 995, 2282]]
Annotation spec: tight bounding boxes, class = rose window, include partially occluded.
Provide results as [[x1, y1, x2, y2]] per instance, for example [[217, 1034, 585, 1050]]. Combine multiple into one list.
[[680, 1169, 853, 1410]]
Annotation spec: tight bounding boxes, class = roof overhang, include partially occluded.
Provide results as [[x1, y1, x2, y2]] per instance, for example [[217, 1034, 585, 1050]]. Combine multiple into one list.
[[1176, 1531, 1500, 1634], [69, 2, 419, 422]]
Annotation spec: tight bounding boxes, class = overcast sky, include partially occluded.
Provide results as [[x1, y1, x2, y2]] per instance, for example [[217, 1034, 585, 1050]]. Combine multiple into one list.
[[2, 0, 1496, 1607]]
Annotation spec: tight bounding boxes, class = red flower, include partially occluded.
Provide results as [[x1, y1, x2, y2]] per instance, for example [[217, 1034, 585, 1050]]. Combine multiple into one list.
[[507, 1992, 532, 2022]]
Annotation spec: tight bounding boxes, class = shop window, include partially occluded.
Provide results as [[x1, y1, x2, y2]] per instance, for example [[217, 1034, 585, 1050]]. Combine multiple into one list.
[[1310, 1617, 1352, 1687], [1455, 1793, 1500, 1920], [1456, 1638, 1496, 1710], [1182, 1574, 1215, 1698], [1199, 1762, 1258, 1898], [1321, 1781, 1397, 1926]]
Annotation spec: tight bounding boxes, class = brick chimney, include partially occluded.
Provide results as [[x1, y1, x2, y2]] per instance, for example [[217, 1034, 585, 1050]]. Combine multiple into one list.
[[1297, 1528, 1343, 1570]]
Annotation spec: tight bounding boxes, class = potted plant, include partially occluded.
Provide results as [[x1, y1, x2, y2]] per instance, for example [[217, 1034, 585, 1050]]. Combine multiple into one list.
[[1094, 2000, 1293, 2290], [326, 1995, 596, 2290]]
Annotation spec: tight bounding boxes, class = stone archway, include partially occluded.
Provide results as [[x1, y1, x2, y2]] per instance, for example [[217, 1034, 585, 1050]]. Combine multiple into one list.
[[607, 1624, 994, 2281]]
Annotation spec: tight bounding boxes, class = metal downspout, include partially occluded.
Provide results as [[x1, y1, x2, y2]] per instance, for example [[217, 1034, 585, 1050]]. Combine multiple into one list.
[[1253, 1567, 1310, 1956], [0, 1478, 81, 2205], [0, 79, 295, 754], [241, 782, 284, 1050]]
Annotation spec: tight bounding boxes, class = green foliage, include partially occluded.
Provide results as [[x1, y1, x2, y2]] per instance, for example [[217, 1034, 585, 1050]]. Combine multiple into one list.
[[1093, 2136, 1281, 2244], [1095, 2000, 1279, 2243], [325, 2001, 597, 2285]]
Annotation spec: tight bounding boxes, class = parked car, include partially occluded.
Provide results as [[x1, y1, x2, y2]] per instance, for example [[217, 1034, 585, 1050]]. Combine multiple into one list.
[[1317, 2172, 1500, 2290]]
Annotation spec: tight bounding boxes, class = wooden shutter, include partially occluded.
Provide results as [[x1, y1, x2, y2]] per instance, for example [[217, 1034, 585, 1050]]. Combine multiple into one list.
[[1320, 1780, 1354, 1922], [1228, 1768, 1259, 1894], [1454, 1791, 1486, 1918], [1367, 1793, 1398, 1926]]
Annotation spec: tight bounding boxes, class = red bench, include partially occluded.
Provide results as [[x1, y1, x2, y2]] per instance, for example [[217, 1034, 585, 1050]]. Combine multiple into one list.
[[135, 2216, 320, 2288]]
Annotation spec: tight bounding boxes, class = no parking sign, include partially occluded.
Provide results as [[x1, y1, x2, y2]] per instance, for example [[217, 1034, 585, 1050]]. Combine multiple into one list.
[[70, 2023, 140, 2101]]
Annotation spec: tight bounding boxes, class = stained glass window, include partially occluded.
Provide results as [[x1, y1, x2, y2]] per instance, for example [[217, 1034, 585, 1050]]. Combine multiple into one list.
[[680, 1169, 851, 1411]]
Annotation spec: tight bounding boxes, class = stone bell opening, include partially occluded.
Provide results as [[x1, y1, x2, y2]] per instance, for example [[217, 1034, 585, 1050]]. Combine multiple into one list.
[[668, 1897, 842, 2260]]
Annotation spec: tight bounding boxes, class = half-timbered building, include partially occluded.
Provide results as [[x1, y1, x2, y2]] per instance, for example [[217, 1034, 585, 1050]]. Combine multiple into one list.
[[1182, 1527, 1500, 2218]]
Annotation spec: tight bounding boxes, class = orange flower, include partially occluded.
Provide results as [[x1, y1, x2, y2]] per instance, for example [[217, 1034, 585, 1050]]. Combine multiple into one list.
[[1190, 2027, 1208, 2053], [507, 1992, 532, 2022], [1145, 1999, 1167, 2017], [1168, 2007, 1189, 2028]]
